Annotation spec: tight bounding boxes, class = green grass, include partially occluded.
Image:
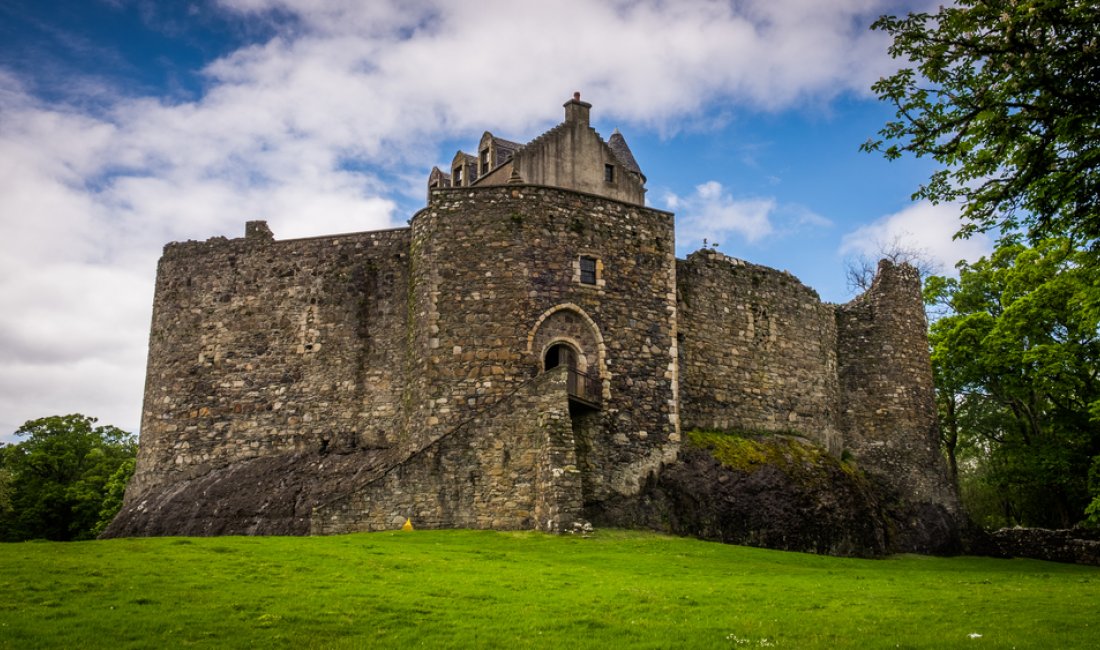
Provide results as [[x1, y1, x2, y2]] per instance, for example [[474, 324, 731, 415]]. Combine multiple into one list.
[[1, 529, 1096, 648]]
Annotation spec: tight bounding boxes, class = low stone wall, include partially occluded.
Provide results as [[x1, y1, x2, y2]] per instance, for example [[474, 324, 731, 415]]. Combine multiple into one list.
[[987, 527, 1100, 566], [310, 368, 584, 534]]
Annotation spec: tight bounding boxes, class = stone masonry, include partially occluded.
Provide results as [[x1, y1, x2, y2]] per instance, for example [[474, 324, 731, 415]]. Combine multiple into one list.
[[105, 97, 961, 548]]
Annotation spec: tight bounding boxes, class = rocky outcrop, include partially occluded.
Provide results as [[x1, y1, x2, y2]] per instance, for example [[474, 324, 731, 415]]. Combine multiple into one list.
[[590, 433, 890, 556], [590, 431, 968, 557], [103, 449, 395, 537]]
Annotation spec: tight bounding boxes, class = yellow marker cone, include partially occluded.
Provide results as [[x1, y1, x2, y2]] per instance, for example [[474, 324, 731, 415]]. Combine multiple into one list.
[[402, 518, 414, 531]]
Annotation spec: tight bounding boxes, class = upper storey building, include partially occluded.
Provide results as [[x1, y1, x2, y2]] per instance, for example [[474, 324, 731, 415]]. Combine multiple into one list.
[[428, 92, 647, 205]]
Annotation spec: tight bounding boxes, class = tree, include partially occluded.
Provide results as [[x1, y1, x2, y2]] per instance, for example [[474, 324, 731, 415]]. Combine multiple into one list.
[[92, 457, 135, 536], [863, 0, 1100, 247], [925, 238, 1100, 527], [845, 234, 941, 294], [0, 415, 136, 541]]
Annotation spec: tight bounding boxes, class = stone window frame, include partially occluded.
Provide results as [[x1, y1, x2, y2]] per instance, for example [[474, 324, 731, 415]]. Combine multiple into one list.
[[604, 163, 615, 183], [575, 254, 603, 288]]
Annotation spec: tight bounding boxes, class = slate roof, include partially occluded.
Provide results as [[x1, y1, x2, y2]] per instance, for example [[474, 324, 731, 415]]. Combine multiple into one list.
[[608, 129, 644, 180]]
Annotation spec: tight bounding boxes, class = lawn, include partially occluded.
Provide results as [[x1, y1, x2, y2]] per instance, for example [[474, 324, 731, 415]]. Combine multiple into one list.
[[0, 529, 1095, 648]]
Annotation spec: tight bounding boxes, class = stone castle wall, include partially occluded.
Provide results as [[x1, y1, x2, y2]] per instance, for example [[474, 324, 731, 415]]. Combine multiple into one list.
[[674, 253, 960, 540], [676, 250, 842, 451], [836, 260, 957, 512], [312, 368, 583, 534], [129, 223, 412, 501], [118, 187, 959, 546], [409, 185, 680, 503]]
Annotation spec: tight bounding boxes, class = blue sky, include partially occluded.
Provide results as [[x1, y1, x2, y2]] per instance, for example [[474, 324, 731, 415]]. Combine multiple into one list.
[[0, 0, 991, 441]]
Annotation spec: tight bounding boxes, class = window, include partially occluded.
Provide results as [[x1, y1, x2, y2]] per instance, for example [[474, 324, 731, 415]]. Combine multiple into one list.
[[604, 164, 615, 183], [453, 166, 463, 186], [480, 148, 490, 174], [579, 256, 597, 285]]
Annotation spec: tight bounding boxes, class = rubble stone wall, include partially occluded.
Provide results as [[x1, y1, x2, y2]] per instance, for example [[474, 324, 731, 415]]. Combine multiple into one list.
[[676, 250, 842, 452], [836, 260, 957, 512], [311, 368, 583, 534], [410, 185, 680, 503], [129, 223, 412, 501]]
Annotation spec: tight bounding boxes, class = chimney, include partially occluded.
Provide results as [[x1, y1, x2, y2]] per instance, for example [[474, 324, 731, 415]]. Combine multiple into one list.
[[563, 91, 591, 127]]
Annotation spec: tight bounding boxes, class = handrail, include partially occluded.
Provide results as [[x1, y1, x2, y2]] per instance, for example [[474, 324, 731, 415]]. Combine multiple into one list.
[[566, 368, 601, 406]]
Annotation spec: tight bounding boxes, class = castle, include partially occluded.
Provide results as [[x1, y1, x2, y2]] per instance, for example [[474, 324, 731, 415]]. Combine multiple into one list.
[[106, 95, 960, 550]]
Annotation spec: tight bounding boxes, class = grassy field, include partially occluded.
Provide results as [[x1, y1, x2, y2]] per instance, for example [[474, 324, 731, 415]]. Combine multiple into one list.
[[0, 529, 1096, 649]]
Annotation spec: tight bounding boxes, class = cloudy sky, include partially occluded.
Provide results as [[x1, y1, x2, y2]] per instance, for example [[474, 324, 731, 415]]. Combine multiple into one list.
[[0, 0, 992, 442]]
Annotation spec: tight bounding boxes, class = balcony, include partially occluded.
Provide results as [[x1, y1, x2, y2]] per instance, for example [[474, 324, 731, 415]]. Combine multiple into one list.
[[566, 368, 601, 409]]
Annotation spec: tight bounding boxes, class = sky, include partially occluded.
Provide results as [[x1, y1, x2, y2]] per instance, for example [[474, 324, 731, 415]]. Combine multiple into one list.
[[0, 0, 994, 443]]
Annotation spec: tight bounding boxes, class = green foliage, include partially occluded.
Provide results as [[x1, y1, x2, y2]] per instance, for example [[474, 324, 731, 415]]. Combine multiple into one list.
[[864, 1, 1100, 246], [686, 430, 771, 472], [0, 414, 136, 541], [0, 530, 1095, 648], [92, 457, 136, 537], [1087, 456, 1100, 527], [684, 429, 862, 489], [926, 239, 1100, 527], [0, 467, 12, 515], [686, 429, 825, 474]]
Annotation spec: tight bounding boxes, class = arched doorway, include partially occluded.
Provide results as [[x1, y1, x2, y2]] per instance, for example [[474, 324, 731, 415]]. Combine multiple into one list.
[[544, 342, 578, 372]]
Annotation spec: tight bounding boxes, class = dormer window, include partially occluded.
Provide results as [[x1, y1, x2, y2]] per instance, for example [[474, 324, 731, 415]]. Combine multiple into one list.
[[604, 164, 615, 183], [480, 148, 490, 175], [453, 166, 463, 186]]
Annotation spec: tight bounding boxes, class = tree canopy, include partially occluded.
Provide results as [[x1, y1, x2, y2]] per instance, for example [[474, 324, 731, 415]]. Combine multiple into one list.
[[863, 0, 1100, 246], [926, 238, 1099, 527], [0, 415, 136, 541]]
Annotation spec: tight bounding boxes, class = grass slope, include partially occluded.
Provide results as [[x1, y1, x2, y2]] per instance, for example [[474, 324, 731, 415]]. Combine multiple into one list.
[[1, 530, 1096, 648]]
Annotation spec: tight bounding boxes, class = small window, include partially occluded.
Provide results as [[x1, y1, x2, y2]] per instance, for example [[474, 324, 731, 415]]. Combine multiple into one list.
[[604, 164, 615, 183], [453, 166, 463, 186], [480, 148, 490, 174], [579, 256, 597, 285]]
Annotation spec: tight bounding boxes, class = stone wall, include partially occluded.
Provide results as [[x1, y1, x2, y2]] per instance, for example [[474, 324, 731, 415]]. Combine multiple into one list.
[[987, 527, 1100, 566], [129, 222, 412, 501], [836, 260, 957, 513], [311, 368, 584, 534], [118, 178, 962, 550], [410, 184, 680, 505], [677, 250, 842, 451]]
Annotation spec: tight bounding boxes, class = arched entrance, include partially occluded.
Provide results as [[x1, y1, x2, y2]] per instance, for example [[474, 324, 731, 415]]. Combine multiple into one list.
[[526, 303, 607, 509], [544, 342, 578, 372]]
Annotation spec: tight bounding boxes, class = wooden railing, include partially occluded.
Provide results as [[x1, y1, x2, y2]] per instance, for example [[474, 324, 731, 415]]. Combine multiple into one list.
[[566, 368, 601, 407]]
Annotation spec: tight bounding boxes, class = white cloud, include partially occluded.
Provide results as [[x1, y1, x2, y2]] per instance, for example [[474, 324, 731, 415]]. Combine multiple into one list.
[[839, 201, 995, 273], [670, 181, 776, 247], [667, 181, 831, 252], [0, 0, 909, 441]]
